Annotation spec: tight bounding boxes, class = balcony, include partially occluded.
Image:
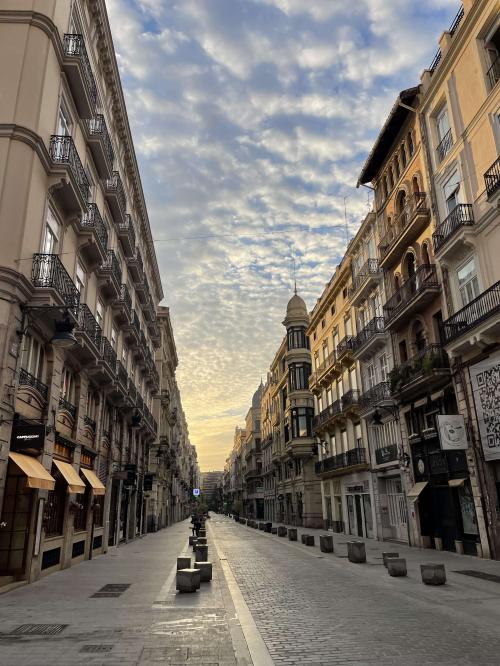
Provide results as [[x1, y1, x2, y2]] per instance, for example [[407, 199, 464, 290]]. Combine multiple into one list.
[[62, 34, 97, 118], [97, 337, 117, 382], [375, 444, 399, 466], [341, 389, 359, 414], [485, 156, 500, 200], [349, 259, 381, 307], [49, 135, 90, 213], [76, 203, 108, 265], [442, 280, 500, 354], [104, 171, 126, 226], [58, 396, 77, 420], [359, 381, 392, 415], [74, 304, 102, 361], [31, 253, 80, 310], [437, 129, 453, 163], [97, 250, 122, 299], [18, 368, 48, 403], [315, 448, 368, 477], [487, 54, 500, 91], [84, 114, 114, 178], [148, 318, 161, 347], [136, 277, 149, 304], [127, 249, 144, 283], [352, 317, 385, 360], [383, 264, 440, 330], [378, 193, 430, 267], [389, 344, 450, 401], [124, 309, 141, 346], [336, 336, 354, 364], [313, 399, 342, 433], [309, 350, 339, 391], [112, 284, 132, 324], [432, 204, 474, 256], [117, 214, 136, 258]]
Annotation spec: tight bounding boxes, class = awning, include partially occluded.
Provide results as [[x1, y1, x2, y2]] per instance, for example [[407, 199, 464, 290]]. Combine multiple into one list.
[[449, 478, 467, 488], [53, 459, 86, 494], [80, 468, 106, 496], [9, 452, 55, 490], [407, 481, 428, 501]]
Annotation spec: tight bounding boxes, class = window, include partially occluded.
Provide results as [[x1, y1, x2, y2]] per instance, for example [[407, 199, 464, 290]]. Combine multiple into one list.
[[287, 327, 309, 350], [344, 316, 352, 337], [457, 257, 480, 306], [436, 106, 452, 161], [443, 170, 461, 215], [86, 391, 98, 421], [401, 143, 407, 168], [61, 367, 76, 403], [291, 407, 314, 439], [110, 325, 117, 350], [388, 167, 394, 190], [314, 352, 319, 370], [56, 99, 72, 136], [366, 363, 375, 389], [322, 342, 329, 362], [379, 353, 388, 382], [321, 318, 325, 329], [85, 165, 96, 203], [122, 346, 128, 369], [408, 132, 414, 157], [394, 157, 400, 180], [21, 334, 45, 380], [484, 21, 500, 90], [75, 261, 86, 296], [42, 208, 60, 254], [289, 363, 311, 391], [96, 299, 104, 328], [342, 286, 348, 300], [349, 366, 357, 391], [330, 304, 336, 316]]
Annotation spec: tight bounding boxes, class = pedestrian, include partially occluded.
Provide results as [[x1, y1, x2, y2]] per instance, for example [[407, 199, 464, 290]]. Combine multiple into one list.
[[194, 515, 202, 537], [190, 514, 197, 536]]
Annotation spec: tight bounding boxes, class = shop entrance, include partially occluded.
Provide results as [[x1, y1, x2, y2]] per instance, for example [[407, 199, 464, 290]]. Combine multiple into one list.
[[346, 485, 374, 538], [386, 478, 408, 542], [0, 469, 33, 575]]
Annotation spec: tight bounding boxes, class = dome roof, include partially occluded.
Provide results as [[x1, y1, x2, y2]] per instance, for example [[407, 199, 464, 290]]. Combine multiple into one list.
[[286, 293, 307, 318], [252, 381, 263, 408]]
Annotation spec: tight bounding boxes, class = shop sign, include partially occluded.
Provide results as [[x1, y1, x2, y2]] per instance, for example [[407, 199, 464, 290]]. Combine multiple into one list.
[[470, 353, 500, 461], [437, 415, 467, 451], [346, 484, 365, 494], [10, 423, 45, 454], [192, 488, 200, 496]]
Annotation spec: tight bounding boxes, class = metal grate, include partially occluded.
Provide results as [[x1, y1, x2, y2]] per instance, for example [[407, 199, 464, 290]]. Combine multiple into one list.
[[454, 570, 500, 584], [91, 583, 130, 598], [11, 624, 67, 636], [79, 645, 114, 653]]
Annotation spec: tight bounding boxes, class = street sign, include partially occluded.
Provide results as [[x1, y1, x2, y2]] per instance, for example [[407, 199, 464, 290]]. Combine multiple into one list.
[[193, 488, 200, 497]]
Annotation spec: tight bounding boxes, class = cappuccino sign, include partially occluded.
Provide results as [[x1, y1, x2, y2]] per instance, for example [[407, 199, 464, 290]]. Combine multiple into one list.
[[437, 415, 467, 451], [10, 423, 46, 453]]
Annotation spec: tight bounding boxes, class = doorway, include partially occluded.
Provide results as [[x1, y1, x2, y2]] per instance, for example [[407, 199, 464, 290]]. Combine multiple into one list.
[[0, 468, 33, 575]]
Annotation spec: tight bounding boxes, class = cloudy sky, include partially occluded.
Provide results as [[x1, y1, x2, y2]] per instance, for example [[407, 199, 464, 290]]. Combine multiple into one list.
[[108, 0, 458, 471]]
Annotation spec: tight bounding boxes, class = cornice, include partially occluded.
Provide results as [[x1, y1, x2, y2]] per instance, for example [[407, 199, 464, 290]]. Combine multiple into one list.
[[0, 124, 52, 174], [0, 266, 34, 303]]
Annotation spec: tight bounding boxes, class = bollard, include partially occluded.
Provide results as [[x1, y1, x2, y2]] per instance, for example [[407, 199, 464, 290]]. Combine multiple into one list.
[[194, 561, 213, 582], [301, 534, 307, 544], [192, 539, 198, 551], [176, 568, 200, 593], [258, 522, 265, 530], [387, 558, 407, 577], [198, 529, 206, 538], [347, 541, 366, 563], [195, 544, 209, 562], [382, 552, 399, 568], [196, 537, 207, 546], [288, 528, 298, 541], [177, 556, 191, 570], [319, 535, 334, 553], [277, 526, 287, 537], [271, 527, 278, 534], [304, 535, 315, 547], [189, 535, 195, 546], [420, 563, 446, 585], [265, 522, 272, 533]]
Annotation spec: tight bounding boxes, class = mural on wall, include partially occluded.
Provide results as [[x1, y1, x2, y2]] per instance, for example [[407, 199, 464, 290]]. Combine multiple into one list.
[[470, 352, 500, 462]]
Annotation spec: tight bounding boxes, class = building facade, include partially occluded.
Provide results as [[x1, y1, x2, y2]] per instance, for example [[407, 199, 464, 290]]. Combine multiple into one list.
[[243, 384, 264, 520]]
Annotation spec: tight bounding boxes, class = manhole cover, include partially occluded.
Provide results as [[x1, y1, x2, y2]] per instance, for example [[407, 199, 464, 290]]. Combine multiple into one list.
[[91, 583, 130, 598], [91, 592, 121, 598], [80, 645, 114, 653], [454, 570, 500, 583], [11, 624, 67, 636]]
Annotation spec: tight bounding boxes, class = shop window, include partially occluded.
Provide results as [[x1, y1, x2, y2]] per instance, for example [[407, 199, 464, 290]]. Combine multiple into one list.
[[44, 473, 67, 537], [73, 489, 89, 532], [93, 495, 105, 527]]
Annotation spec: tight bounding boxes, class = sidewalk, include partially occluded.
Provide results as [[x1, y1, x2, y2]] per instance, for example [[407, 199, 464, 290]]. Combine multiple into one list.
[[0, 519, 253, 666]]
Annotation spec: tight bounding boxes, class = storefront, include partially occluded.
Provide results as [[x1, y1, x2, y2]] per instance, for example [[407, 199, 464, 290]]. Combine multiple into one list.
[[342, 473, 376, 539]]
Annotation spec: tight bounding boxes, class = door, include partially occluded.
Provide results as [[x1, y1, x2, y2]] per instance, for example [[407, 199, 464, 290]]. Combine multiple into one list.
[[0, 468, 33, 575], [325, 496, 333, 529], [386, 478, 408, 542], [354, 495, 364, 537]]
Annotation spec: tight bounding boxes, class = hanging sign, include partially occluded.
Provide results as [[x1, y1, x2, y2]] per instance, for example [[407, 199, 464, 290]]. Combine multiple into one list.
[[193, 488, 200, 497]]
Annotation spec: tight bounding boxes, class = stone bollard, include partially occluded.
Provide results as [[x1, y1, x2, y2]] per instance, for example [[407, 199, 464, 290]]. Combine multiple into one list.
[[288, 528, 298, 541], [320, 535, 334, 553], [271, 527, 278, 534], [195, 545, 208, 562], [194, 561, 213, 582], [265, 522, 272, 533], [420, 563, 446, 586], [277, 526, 287, 537], [382, 552, 399, 568], [304, 535, 315, 547], [347, 541, 366, 563], [301, 534, 307, 544], [258, 522, 265, 530], [192, 539, 198, 551], [198, 529, 206, 538], [189, 535, 195, 546], [196, 537, 207, 546], [176, 568, 200, 593], [240, 518, 246, 525], [177, 556, 191, 570], [387, 558, 407, 577]]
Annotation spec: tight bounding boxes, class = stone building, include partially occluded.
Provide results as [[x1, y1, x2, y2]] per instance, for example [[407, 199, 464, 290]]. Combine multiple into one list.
[[243, 383, 264, 520]]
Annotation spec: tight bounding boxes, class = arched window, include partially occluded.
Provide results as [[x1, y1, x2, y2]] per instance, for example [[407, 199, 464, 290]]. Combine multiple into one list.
[[401, 143, 407, 168], [394, 156, 400, 180], [408, 131, 414, 156], [388, 167, 394, 190], [422, 242, 431, 266]]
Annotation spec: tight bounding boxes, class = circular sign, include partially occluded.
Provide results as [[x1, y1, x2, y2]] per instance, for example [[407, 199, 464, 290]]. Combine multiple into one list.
[[193, 488, 200, 497]]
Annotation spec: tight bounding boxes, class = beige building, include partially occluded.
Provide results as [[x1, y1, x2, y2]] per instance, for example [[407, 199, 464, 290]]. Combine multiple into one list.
[[243, 383, 264, 519], [0, 0, 194, 586]]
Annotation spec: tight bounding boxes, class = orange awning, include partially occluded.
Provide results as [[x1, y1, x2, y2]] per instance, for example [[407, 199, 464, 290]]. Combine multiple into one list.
[[8, 452, 55, 490], [80, 468, 106, 496], [53, 459, 86, 494]]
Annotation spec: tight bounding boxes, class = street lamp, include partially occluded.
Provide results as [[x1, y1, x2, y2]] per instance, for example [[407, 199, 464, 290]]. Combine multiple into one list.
[[20, 305, 78, 348]]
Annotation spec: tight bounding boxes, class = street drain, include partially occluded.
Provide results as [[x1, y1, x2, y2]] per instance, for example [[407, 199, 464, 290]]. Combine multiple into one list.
[[454, 570, 500, 583], [11, 624, 67, 636], [80, 645, 114, 653], [91, 583, 131, 598]]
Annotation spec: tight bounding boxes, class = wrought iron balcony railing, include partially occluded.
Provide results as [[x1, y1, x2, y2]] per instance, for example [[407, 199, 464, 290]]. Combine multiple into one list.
[[484, 156, 500, 199], [63, 34, 97, 110], [76, 304, 102, 350], [353, 317, 385, 352], [350, 258, 380, 295], [116, 360, 128, 388], [118, 214, 136, 246], [337, 335, 354, 359], [101, 249, 122, 286], [432, 204, 474, 253], [315, 448, 367, 475], [442, 280, 500, 344], [428, 5, 464, 73], [117, 284, 132, 314], [383, 264, 439, 324], [359, 381, 391, 411], [32, 254, 80, 309], [378, 192, 427, 261], [19, 368, 48, 402], [313, 399, 342, 428], [86, 114, 114, 166], [341, 389, 359, 410], [49, 135, 90, 202], [105, 171, 126, 214], [487, 54, 500, 91], [389, 344, 449, 394], [101, 336, 117, 373], [437, 128, 453, 163], [59, 396, 77, 418], [81, 203, 108, 250]]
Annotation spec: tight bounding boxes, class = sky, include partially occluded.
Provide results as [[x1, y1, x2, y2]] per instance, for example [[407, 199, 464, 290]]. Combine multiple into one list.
[[107, 0, 459, 471]]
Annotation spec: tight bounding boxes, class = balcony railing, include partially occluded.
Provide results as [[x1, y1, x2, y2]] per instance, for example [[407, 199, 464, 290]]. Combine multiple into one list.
[[350, 259, 380, 295], [487, 54, 500, 91], [341, 389, 359, 410], [32, 254, 80, 309], [105, 171, 126, 215], [353, 317, 385, 352], [19, 368, 48, 402], [116, 283, 132, 315], [437, 128, 453, 163], [58, 396, 77, 418], [81, 203, 108, 251], [337, 336, 354, 359], [375, 444, 399, 466], [63, 34, 97, 110], [101, 337, 117, 373], [389, 344, 449, 394], [428, 5, 464, 73], [118, 214, 136, 249], [76, 304, 102, 350], [101, 249, 122, 286], [116, 360, 128, 388], [484, 156, 500, 199], [378, 192, 428, 261], [86, 114, 114, 166], [315, 448, 367, 475], [359, 381, 391, 411], [442, 280, 500, 344], [49, 135, 90, 203], [313, 400, 342, 429], [432, 204, 474, 253], [383, 264, 439, 325]]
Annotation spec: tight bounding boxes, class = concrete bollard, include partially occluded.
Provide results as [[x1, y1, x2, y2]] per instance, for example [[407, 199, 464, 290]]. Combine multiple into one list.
[[301, 534, 307, 544], [195, 545, 208, 562], [189, 535, 195, 546], [347, 541, 366, 563], [277, 526, 287, 537], [265, 522, 272, 533], [194, 561, 213, 582], [196, 537, 207, 546], [177, 556, 191, 570], [288, 528, 298, 541], [387, 558, 407, 577], [271, 527, 278, 534], [239, 518, 246, 525], [319, 535, 334, 553], [192, 539, 198, 551], [258, 522, 265, 530], [382, 552, 399, 568], [198, 529, 206, 538], [420, 563, 446, 586], [304, 535, 315, 546], [176, 568, 200, 593]]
